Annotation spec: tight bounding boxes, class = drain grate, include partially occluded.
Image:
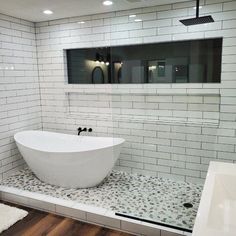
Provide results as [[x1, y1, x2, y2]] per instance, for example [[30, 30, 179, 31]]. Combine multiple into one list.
[[183, 203, 193, 209]]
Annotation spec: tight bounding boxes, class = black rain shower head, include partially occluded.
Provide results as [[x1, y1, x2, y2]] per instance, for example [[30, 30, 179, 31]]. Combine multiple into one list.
[[180, 15, 214, 26], [180, 0, 214, 26]]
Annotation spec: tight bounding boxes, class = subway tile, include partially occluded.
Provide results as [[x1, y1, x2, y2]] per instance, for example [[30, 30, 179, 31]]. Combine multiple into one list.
[[186, 148, 217, 158], [144, 35, 172, 43], [55, 204, 86, 220], [129, 28, 156, 38], [158, 9, 188, 19], [223, 1, 236, 11], [212, 10, 236, 21], [144, 163, 170, 173], [158, 159, 185, 168], [173, 32, 204, 40], [145, 137, 170, 146], [158, 172, 185, 182], [186, 163, 209, 172], [132, 168, 157, 177], [171, 154, 201, 164], [158, 25, 187, 35], [171, 125, 201, 134], [161, 230, 182, 236], [143, 19, 171, 28], [121, 220, 149, 235], [202, 142, 234, 152], [189, 3, 223, 16], [131, 130, 156, 137], [173, 1, 197, 9], [172, 140, 201, 149], [172, 167, 200, 177], [218, 151, 236, 161], [114, 22, 142, 31], [223, 38, 236, 47], [104, 16, 128, 25], [136, 12, 157, 21], [223, 19, 236, 29], [132, 155, 156, 164], [158, 146, 186, 155], [188, 21, 222, 33], [120, 160, 144, 169], [87, 212, 121, 229], [218, 136, 236, 145]]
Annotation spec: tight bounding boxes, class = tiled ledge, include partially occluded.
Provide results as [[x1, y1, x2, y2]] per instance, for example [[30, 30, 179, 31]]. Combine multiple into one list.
[[67, 113, 219, 127], [0, 186, 191, 236], [64, 87, 220, 96]]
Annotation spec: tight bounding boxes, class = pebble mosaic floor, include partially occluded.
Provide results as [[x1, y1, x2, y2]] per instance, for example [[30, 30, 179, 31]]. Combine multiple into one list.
[[0, 168, 203, 231]]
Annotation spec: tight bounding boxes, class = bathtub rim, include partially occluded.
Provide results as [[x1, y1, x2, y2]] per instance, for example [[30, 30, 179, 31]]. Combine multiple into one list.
[[14, 130, 125, 154]]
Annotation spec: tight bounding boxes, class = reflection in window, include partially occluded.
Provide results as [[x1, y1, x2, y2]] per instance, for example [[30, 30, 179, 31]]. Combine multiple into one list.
[[66, 38, 222, 84]]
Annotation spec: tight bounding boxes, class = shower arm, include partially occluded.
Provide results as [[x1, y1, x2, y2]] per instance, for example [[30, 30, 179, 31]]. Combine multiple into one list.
[[180, 0, 214, 25], [196, 0, 200, 18]]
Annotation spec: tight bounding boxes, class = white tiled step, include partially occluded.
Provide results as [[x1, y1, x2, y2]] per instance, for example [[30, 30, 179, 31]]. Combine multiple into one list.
[[0, 186, 190, 236]]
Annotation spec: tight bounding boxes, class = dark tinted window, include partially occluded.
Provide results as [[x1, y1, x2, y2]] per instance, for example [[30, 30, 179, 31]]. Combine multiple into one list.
[[67, 38, 222, 84]]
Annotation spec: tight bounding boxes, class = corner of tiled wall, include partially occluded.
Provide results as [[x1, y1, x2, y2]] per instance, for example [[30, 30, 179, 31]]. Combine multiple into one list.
[[0, 13, 42, 180]]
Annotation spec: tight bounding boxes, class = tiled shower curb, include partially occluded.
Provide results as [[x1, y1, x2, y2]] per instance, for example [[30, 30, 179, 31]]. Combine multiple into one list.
[[0, 186, 191, 236]]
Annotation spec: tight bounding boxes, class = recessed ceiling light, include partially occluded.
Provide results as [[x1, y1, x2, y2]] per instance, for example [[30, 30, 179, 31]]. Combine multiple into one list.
[[103, 1, 113, 6], [134, 19, 142, 22], [193, 6, 202, 9], [129, 14, 136, 18], [78, 21, 85, 24], [43, 10, 53, 15]]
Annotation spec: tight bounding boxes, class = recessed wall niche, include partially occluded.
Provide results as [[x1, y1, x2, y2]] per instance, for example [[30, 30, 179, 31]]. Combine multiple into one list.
[[66, 38, 222, 84]]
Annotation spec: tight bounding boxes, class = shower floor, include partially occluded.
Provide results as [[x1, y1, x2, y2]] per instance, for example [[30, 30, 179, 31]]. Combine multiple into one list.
[[0, 168, 202, 232]]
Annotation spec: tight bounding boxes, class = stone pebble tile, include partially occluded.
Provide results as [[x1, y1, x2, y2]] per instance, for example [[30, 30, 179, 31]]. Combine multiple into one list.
[[0, 168, 203, 230]]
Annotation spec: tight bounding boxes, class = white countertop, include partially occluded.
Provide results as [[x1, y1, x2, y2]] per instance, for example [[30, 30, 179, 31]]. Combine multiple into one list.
[[193, 161, 236, 236]]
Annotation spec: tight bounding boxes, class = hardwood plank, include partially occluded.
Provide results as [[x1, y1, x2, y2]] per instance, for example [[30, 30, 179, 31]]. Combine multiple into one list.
[[46, 218, 75, 236], [0, 201, 135, 236], [21, 214, 62, 236], [67, 221, 103, 236]]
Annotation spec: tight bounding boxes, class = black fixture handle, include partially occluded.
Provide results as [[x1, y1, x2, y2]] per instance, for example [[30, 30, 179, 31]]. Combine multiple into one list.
[[78, 127, 87, 135], [77, 127, 92, 135], [78, 127, 87, 131]]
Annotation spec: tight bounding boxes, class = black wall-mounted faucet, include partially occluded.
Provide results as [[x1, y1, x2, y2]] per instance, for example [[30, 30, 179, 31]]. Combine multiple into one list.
[[78, 127, 93, 135]]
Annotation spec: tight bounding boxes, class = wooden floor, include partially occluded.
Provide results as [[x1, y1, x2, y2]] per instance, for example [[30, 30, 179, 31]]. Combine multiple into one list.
[[0, 201, 135, 236]]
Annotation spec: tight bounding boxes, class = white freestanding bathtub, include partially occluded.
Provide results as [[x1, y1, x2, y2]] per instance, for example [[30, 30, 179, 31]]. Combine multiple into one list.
[[14, 130, 125, 188]]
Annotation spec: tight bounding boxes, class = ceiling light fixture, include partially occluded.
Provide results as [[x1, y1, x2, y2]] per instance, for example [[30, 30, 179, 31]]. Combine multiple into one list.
[[129, 14, 136, 18], [103, 1, 113, 6], [134, 19, 142, 22], [78, 21, 85, 24], [43, 10, 53, 15]]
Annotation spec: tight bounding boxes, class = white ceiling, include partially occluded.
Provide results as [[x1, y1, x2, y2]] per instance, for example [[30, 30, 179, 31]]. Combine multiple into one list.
[[0, 0, 191, 22]]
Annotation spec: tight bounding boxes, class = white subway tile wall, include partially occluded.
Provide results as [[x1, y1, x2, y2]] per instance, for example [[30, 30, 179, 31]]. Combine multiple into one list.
[[34, 0, 236, 184], [1, 0, 236, 184], [0, 14, 42, 180]]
